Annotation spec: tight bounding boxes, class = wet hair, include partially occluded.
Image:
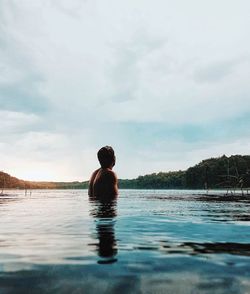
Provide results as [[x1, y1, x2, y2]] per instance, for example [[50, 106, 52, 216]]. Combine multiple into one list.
[[97, 146, 115, 168]]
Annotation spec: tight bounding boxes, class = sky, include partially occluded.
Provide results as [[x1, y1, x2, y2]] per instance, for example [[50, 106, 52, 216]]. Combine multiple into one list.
[[0, 0, 250, 181]]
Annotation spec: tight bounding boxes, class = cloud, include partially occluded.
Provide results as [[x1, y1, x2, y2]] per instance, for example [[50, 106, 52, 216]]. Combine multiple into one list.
[[0, 110, 41, 134], [0, 0, 250, 180], [0, 79, 48, 113], [193, 58, 245, 83], [0, 4, 50, 115]]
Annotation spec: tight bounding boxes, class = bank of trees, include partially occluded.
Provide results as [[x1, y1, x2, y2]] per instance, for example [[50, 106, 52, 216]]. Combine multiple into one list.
[[119, 171, 185, 189], [1, 155, 250, 190], [119, 155, 250, 189], [0, 171, 26, 189], [0, 171, 88, 189], [185, 155, 250, 189]]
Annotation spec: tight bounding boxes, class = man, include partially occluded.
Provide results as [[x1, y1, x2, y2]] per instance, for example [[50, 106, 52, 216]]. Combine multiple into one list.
[[88, 146, 118, 199]]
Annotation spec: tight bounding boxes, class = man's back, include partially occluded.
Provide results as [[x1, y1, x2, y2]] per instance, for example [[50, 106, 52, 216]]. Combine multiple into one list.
[[89, 168, 118, 200]]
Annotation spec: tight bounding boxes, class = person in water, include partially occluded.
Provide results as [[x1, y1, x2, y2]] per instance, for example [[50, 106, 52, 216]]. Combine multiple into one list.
[[88, 146, 118, 199]]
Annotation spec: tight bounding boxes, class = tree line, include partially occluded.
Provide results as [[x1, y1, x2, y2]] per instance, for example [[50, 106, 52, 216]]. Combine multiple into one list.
[[1, 155, 250, 190], [119, 155, 250, 189]]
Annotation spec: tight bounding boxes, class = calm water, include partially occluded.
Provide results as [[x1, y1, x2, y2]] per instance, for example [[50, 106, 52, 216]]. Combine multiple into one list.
[[1, 189, 250, 294]]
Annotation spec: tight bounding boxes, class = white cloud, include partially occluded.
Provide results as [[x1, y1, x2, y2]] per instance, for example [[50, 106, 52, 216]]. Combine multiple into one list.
[[0, 0, 250, 180], [0, 111, 40, 133]]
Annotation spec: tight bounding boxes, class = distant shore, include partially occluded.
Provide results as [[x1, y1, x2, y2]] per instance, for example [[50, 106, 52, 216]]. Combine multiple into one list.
[[1, 154, 250, 190]]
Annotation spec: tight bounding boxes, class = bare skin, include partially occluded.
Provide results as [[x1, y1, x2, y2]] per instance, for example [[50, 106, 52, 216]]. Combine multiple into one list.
[[88, 167, 118, 200]]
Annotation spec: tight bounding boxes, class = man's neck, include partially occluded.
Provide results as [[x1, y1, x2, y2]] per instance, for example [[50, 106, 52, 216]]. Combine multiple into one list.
[[101, 166, 113, 170]]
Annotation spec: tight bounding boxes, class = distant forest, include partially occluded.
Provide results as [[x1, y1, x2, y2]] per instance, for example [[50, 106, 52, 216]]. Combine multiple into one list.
[[1, 155, 250, 190]]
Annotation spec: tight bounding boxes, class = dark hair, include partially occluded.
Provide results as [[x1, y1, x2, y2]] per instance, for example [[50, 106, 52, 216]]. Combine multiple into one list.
[[97, 146, 115, 168]]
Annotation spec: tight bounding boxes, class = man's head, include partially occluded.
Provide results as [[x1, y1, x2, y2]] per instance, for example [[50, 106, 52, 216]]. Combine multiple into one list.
[[97, 146, 116, 168]]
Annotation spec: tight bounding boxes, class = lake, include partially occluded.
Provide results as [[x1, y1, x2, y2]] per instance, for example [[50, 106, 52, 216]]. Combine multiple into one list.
[[1, 189, 250, 293]]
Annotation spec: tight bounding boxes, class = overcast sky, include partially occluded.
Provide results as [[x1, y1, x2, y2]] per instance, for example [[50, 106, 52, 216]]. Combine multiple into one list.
[[1, 0, 250, 181]]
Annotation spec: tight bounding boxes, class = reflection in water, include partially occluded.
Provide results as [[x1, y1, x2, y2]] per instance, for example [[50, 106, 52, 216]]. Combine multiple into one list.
[[0, 195, 22, 205], [161, 241, 250, 256], [89, 197, 118, 264]]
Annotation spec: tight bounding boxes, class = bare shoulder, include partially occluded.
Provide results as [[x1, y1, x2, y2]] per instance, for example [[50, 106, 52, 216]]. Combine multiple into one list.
[[88, 168, 100, 197], [105, 169, 118, 196], [105, 169, 118, 179], [89, 169, 100, 183], [91, 169, 100, 178]]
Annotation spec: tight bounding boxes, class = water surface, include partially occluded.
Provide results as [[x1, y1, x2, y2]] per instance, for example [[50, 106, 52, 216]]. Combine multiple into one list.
[[1, 189, 250, 293]]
